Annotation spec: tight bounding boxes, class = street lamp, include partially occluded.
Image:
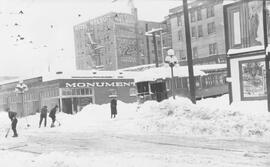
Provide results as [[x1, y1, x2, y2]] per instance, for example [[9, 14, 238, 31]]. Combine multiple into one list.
[[165, 49, 178, 99], [15, 81, 28, 117]]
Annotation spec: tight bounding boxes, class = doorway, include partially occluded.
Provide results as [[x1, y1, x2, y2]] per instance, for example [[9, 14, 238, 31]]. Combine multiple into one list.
[[150, 81, 167, 102], [62, 98, 72, 114]]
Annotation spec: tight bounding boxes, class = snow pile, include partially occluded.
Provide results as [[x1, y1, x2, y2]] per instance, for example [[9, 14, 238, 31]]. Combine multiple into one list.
[[132, 95, 270, 140], [1, 94, 270, 141]]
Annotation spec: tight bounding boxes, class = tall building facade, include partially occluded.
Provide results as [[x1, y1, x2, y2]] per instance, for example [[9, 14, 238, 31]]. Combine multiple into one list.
[[168, 0, 226, 65], [74, 10, 167, 71]]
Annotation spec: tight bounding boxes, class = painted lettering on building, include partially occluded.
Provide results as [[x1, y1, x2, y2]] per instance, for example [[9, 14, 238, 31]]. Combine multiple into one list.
[[65, 82, 135, 88]]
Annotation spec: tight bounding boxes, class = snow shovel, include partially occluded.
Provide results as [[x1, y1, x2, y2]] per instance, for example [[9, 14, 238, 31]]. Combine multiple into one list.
[[5, 128, 10, 138]]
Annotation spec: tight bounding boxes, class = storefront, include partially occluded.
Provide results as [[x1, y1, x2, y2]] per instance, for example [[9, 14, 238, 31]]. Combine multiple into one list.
[[58, 79, 136, 114], [0, 72, 137, 116]]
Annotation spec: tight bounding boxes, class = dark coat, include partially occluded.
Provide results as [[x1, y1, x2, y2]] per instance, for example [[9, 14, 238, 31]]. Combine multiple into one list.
[[40, 106, 48, 117], [8, 111, 17, 121], [49, 106, 57, 118], [110, 99, 117, 115]]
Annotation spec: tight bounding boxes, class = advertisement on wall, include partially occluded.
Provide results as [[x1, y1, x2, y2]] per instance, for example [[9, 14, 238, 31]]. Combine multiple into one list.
[[239, 59, 267, 100], [225, 0, 264, 49], [116, 37, 138, 68]]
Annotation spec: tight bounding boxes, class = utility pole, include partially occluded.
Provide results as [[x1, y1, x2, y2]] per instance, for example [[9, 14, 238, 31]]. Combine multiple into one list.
[[145, 23, 151, 64], [263, 0, 270, 112], [145, 28, 163, 68], [183, 0, 196, 103], [152, 32, 159, 67], [160, 30, 165, 64]]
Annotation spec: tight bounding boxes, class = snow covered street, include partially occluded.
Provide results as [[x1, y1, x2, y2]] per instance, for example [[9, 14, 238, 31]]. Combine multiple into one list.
[[0, 95, 270, 166], [1, 130, 270, 167]]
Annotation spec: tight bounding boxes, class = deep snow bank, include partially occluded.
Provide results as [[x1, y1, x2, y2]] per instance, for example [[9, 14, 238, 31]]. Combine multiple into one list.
[[1, 94, 269, 140], [133, 95, 270, 140]]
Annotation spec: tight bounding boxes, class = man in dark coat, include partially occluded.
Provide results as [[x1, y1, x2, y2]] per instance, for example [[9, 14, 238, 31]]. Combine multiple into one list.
[[110, 97, 117, 118], [39, 106, 48, 128], [49, 105, 58, 127], [6, 108, 18, 137]]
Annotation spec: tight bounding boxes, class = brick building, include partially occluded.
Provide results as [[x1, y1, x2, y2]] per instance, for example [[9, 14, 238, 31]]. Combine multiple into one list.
[[73, 9, 168, 71]]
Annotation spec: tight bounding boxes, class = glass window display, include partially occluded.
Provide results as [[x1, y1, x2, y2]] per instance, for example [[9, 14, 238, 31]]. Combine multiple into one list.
[[239, 59, 267, 100]]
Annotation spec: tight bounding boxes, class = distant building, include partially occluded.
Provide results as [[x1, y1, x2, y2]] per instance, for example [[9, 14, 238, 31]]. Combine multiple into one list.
[[73, 9, 168, 71], [0, 71, 137, 116], [168, 0, 227, 65]]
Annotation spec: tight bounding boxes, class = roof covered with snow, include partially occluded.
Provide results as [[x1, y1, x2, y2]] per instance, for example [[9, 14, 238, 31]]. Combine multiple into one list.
[[124, 64, 206, 83], [0, 70, 135, 86], [0, 64, 227, 86], [120, 63, 226, 83]]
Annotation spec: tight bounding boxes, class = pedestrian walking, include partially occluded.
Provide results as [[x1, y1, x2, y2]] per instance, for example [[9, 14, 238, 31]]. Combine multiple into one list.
[[49, 105, 58, 127], [39, 105, 48, 128], [110, 97, 117, 118], [6, 108, 18, 137]]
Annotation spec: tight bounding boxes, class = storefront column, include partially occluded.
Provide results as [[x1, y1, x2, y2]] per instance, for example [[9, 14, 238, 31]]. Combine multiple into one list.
[[71, 97, 74, 114], [59, 88, 63, 112]]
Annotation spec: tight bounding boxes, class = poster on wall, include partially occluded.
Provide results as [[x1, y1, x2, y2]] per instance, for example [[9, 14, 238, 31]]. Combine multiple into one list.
[[240, 59, 266, 100], [266, 1, 270, 42], [117, 37, 138, 68], [225, 0, 264, 49], [248, 1, 264, 47]]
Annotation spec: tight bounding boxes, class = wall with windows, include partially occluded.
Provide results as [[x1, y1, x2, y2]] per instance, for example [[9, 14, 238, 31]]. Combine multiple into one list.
[[169, 0, 226, 64]]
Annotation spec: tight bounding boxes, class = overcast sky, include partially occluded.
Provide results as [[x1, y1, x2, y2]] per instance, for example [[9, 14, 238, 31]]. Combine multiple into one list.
[[0, 0, 179, 76]]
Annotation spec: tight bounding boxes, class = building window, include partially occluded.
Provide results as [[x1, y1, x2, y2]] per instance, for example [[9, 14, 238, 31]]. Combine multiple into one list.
[[177, 15, 182, 26], [62, 88, 93, 96], [190, 11, 196, 22], [192, 47, 198, 58], [207, 22, 216, 34], [207, 6, 215, 18], [191, 27, 197, 38], [198, 25, 203, 37], [178, 30, 183, 41], [197, 8, 202, 21], [129, 88, 137, 96], [209, 43, 218, 55]]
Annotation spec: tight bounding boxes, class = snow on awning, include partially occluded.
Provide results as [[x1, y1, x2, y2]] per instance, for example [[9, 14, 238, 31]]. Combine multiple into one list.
[[222, 0, 240, 6], [227, 45, 264, 55]]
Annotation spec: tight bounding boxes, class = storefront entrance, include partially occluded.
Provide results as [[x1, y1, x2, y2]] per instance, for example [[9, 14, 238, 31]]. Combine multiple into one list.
[[62, 97, 93, 114], [62, 98, 72, 114]]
